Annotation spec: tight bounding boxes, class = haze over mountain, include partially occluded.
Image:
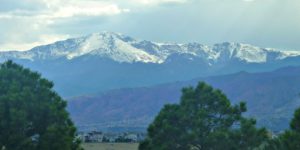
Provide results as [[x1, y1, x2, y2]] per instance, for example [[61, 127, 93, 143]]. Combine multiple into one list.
[[68, 66, 300, 132], [1, 32, 300, 97]]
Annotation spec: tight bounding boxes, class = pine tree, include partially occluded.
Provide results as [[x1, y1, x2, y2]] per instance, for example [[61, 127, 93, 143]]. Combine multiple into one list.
[[273, 107, 300, 150], [0, 61, 82, 150], [139, 82, 269, 150]]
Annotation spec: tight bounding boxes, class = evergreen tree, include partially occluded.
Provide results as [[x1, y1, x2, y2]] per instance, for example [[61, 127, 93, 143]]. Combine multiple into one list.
[[0, 61, 82, 150], [269, 107, 300, 150], [139, 82, 269, 150]]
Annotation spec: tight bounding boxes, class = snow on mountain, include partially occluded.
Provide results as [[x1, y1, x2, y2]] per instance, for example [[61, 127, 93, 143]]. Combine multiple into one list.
[[1, 32, 300, 64], [66, 32, 161, 63], [277, 50, 300, 60], [213, 42, 270, 63]]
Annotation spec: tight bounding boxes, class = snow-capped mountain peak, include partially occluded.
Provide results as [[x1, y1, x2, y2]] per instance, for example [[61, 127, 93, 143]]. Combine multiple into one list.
[[212, 42, 269, 63], [1, 32, 300, 64]]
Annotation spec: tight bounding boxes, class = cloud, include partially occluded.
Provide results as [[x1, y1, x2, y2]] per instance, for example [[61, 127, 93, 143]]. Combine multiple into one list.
[[243, 0, 256, 2], [0, 0, 130, 19], [1, 0, 300, 51], [0, 0, 131, 50], [0, 34, 70, 51], [49, 0, 130, 18], [130, 0, 188, 5]]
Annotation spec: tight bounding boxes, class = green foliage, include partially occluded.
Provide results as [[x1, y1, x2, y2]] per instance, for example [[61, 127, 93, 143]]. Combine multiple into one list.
[[278, 107, 300, 149], [265, 107, 300, 150], [0, 60, 82, 150], [139, 82, 269, 150]]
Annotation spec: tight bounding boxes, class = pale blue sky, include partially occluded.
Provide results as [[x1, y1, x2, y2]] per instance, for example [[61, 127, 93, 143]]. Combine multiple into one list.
[[0, 0, 299, 51]]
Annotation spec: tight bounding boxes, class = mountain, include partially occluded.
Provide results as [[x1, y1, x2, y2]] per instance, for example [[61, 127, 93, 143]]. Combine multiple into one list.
[[2, 32, 300, 63], [1, 32, 300, 97], [68, 66, 300, 132]]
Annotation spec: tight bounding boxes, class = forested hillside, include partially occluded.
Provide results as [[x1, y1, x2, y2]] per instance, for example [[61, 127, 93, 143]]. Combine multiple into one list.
[[68, 66, 300, 132]]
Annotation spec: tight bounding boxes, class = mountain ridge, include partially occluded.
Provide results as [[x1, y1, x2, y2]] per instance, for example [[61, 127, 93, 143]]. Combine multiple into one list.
[[1, 32, 300, 64], [68, 65, 300, 132], [1, 32, 300, 97]]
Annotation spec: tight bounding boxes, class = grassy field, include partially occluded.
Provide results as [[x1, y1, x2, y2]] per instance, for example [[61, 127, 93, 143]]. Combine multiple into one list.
[[82, 143, 139, 150]]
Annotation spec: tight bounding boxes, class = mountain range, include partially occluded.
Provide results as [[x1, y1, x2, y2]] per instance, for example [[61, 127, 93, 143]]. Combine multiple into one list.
[[2, 32, 300, 64], [1, 32, 300, 97], [1, 32, 300, 132], [68, 66, 300, 132]]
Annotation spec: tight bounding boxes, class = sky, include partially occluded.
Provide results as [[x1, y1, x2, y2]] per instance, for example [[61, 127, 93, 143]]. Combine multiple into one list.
[[0, 0, 299, 51]]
